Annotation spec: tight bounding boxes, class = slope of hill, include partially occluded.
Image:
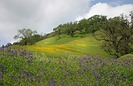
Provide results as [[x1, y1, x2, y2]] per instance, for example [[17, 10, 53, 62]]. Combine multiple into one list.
[[22, 34, 111, 58]]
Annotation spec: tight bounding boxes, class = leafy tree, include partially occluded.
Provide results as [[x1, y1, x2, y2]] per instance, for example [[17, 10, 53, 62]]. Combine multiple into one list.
[[14, 28, 37, 45], [53, 24, 63, 39], [87, 15, 107, 33], [78, 18, 89, 33], [28, 34, 43, 45], [53, 22, 78, 37], [94, 13, 133, 58], [77, 15, 107, 34], [64, 22, 78, 37]]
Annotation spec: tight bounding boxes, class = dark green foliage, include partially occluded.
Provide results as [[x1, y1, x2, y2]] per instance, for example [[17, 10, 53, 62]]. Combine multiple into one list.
[[65, 22, 78, 37], [78, 18, 89, 33], [53, 22, 78, 38], [78, 15, 107, 34], [53, 15, 107, 37], [14, 28, 43, 45], [87, 15, 107, 33], [53, 24, 63, 39], [94, 13, 133, 58], [27, 34, 44, 45]]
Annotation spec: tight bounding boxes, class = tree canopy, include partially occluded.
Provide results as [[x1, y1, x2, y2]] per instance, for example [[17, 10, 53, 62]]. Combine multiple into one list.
[[94, 13, 133, 58], [14, 28, 43, 45]]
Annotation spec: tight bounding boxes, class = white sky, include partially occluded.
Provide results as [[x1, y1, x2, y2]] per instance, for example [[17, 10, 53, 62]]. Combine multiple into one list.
[[0, 0, 133, 45]]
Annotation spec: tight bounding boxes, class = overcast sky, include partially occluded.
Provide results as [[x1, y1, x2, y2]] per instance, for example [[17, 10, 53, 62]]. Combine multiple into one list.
[[0, 0, 133, 45]]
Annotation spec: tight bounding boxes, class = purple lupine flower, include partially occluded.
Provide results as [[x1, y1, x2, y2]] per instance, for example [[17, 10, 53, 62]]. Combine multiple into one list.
[[94, 73, 100, 81], [27, 52, 33, 59], [0, 72, 3, 79], [3, 66, 7, 73], [109, 70, 117, 82], [23, 70, 29, 77], [77, 70, 82, 75], [23, 50, 26, 56], [82, 65, 89, 72], [7, 47, 11, 52], [0, 64, 2, 69], [26, 53, 33, 63], [51, 78, 56, 86], [19, 49, 27, 56], [11, 50, 18, 56]]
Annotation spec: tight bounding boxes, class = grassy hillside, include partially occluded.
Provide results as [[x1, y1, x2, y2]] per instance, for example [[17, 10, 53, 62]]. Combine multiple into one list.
[[19, 34, 111, 58], [2, 34, 133, 86]]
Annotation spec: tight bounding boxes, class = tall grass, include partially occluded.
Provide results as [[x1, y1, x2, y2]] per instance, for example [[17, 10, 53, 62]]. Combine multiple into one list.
[[0, 46, 133, 86]]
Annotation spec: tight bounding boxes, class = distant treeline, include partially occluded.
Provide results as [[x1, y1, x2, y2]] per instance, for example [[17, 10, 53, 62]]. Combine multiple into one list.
[[53, 15, 107, 38], [12, 15, 107, 45]]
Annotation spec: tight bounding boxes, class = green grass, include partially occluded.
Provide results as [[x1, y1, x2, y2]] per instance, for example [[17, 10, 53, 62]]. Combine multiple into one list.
[[35, 35, 79, 45], [1, 34, 133, 86], [0, 49, 133, 86], [33, 34, 110, 58]]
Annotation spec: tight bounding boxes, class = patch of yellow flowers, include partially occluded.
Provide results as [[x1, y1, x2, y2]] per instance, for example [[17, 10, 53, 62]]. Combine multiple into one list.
[[26, 45, 82, 53], [24, 38, 88, 54]]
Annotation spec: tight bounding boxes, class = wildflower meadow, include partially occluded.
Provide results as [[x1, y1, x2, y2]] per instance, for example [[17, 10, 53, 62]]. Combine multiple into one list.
[[0, 45, 133, 86]]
